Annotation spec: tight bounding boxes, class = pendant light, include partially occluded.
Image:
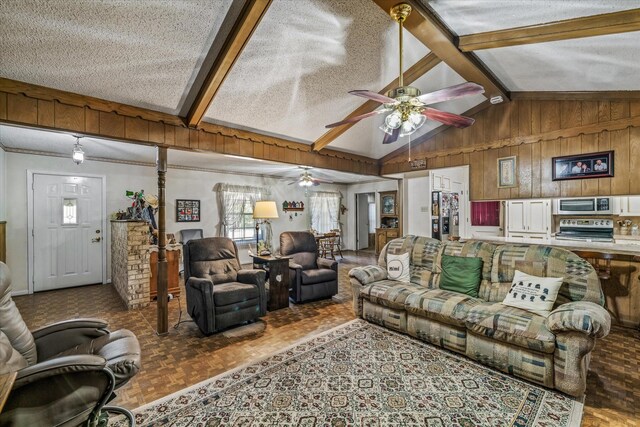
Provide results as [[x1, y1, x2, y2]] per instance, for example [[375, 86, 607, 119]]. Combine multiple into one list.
[[72, 136, 85, 165]]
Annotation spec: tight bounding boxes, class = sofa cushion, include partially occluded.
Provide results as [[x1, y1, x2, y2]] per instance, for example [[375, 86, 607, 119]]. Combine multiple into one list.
[[490, 244, 603, 305], [301, 269, 336, 285], [213, 282, 259, 306], [361, 280, 426, 310], [466, 303, 556, 354], [405, 289, 483, 327], [439, 255, 483, 298]]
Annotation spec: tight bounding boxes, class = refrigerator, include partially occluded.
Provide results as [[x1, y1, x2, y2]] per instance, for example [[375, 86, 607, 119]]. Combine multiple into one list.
[[431, 191, 460, 241]]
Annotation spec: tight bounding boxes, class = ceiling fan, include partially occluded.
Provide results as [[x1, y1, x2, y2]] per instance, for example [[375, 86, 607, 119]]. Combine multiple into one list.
[[325, 2, 484, 145], [288, 167, 333, 187]]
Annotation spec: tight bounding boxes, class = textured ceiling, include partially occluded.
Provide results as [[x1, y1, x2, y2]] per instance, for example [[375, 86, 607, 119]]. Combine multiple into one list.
[[476, 32, 640, 91], [0, 125, 376, 184], [423, 0, 639, 35], [203, 0, 430, 145], [329, 62, 487, 158], [0, 0, 232, 114]]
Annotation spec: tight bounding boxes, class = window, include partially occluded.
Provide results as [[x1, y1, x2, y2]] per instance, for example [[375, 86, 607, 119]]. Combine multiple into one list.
[[216, 184, 269, 243], [309, 191, 341, 234], [62, 198, 78, 224], [227, 198, 258, 241]]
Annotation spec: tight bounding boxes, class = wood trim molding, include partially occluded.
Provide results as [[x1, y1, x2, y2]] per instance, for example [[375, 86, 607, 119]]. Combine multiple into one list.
[[459, 9, 640, 52], [380, 99, 492, 162], [311, 53, 441, 152], [0, 77, 184, 126], [0, 80, 379, 176], [511, 91, 640, 101], [384, 115, 640, 166], [185, 0, 272, 127], [371, 0, 509, 101]]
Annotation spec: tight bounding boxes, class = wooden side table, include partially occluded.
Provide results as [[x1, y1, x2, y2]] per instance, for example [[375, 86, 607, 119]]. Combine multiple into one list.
[[253, 255, 291, 311], [0, 371, 16, 413]]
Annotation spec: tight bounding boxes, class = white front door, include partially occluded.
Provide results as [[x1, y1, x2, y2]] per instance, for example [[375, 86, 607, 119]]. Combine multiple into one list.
[[33, 174, 104, 292]]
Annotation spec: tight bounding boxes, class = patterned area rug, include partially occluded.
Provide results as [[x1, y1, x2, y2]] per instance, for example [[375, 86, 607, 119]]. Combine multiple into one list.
[[124, 320, 583, 426]]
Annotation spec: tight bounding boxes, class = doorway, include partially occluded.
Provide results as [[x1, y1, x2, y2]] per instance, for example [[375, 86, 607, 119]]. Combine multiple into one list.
[[28, 172, 106, 293], [356, 193, 375, 250]]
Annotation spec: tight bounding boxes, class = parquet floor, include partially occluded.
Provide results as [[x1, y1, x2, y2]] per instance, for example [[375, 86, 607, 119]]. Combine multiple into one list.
[[13, 250, 640, 426]]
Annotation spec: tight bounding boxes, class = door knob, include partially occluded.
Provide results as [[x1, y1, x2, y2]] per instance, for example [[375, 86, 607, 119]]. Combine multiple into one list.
[[92, 237, 102, 243]]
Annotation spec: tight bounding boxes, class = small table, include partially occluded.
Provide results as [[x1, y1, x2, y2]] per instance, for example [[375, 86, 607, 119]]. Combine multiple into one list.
[[0, 371, 17, 412], [253, 255, 291, 311]]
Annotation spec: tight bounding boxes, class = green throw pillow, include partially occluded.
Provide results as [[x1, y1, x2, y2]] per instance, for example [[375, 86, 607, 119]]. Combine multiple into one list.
[[439, 255, 483, 298]]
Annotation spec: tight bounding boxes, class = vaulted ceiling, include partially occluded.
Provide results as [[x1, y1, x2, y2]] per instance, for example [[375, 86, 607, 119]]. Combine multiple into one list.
[[1, 0, 639, 163]]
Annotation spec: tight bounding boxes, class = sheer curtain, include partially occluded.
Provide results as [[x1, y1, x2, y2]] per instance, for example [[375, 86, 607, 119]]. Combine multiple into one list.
[[214, 184, 273, 248], [309, 191, 341, 233]]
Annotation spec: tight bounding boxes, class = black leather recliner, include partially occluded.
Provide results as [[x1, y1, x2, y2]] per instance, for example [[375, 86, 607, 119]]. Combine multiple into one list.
[[280, 231, 338, 303], [184, 237, 267, 335], [0, 262, 141, 427]]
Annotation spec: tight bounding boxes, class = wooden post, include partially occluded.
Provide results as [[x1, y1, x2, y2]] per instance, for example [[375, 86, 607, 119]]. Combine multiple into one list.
[[156, 146, 168, 335]]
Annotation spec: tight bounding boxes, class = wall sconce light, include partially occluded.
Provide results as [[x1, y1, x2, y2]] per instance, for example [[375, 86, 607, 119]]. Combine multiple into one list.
[[72, 136, 84, 165]]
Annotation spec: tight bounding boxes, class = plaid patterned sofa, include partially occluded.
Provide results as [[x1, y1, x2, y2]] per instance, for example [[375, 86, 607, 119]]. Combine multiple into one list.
[[349, 235, 611, 397]]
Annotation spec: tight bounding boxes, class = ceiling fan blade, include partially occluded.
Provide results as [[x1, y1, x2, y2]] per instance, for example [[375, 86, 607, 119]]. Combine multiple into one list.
[[422, 107, 475, 128], [415, 82, 484, 106], [325, 108, 390, 129], [349, 90, 397, 105], [313, 178, 334, 184], [288, 180, 300, 185], [382, 127, 401, 144]]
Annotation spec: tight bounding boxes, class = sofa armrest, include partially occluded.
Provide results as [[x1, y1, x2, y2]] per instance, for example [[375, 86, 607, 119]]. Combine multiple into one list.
[[544, 301, 611, 339], [318, 258, 338, 272], [349, 265, 387, 286], [237, 269, 266, 287], [289, 261, 303, 271], [32, 319, 110, 361], [186, 276, 214, 291]]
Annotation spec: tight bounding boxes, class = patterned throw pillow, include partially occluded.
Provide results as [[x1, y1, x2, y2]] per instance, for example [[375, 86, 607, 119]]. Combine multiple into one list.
[[387, 252, 410, 282], [502, 270, 563, 317]]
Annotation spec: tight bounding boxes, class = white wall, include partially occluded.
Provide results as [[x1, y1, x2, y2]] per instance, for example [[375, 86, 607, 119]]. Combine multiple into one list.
[[405, 175, 430, 236], [0, 146, 6, 220], [344, 179, 398, 250], [5, 152, 346, 293]]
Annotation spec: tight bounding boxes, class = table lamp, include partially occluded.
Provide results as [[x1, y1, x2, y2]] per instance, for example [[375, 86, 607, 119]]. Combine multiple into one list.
[[253, 201, 279, 253]]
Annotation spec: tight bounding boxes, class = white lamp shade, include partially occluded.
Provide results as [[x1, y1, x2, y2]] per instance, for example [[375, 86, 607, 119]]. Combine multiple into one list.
[[253, 201, 279, 219]]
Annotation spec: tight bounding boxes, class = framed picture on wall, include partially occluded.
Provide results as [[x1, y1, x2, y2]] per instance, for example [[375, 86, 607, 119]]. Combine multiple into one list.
[[176, 199, 200, 222], [497, 156, 517, 188], [552, 151, 614, 181]]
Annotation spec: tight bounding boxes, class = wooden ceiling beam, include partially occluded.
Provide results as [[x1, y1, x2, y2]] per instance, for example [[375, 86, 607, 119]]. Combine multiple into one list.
[[0, 78, 380, 175], [379, 99, 492, 163], [371, 0, 509, 101], [458, 9, 640, 52], [185, 0, 272, 128], [312, 53, 441, 152], [511, 91, 640, 101]]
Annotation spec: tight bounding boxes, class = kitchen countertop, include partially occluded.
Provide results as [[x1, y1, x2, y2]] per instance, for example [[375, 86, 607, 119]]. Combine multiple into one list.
[[463, 236, 640, 256]]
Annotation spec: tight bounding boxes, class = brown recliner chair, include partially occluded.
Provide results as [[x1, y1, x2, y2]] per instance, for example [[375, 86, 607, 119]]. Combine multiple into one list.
[[280, 231, 338, 303], [184, 237, 267, 335], [0, 262, 141, 426]]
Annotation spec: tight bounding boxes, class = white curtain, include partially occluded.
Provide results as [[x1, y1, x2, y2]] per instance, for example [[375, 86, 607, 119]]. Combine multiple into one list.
[[215, 184, 272, 248], [309, 191, 341, 234]]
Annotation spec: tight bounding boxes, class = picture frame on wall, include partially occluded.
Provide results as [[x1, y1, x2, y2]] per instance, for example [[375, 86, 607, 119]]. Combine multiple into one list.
[[497, 156, 517, 188], [551, 151, 614, 181], [380, 192, 396, 216], [176, 199, 200, 222]]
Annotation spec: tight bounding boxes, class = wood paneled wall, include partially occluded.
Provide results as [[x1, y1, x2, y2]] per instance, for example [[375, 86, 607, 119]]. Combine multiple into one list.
[[0, 79, 379, 176], [382, 99, 640, 200]]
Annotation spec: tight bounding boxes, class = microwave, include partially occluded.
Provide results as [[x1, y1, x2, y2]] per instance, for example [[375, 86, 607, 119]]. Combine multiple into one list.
[[554, 197, 613, 215]]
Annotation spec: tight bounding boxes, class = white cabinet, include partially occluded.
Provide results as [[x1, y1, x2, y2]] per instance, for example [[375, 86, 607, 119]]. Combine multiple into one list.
[[431, 172, 451, 191], [619, 196, 640, 216], [506, 199, 551, 239]]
